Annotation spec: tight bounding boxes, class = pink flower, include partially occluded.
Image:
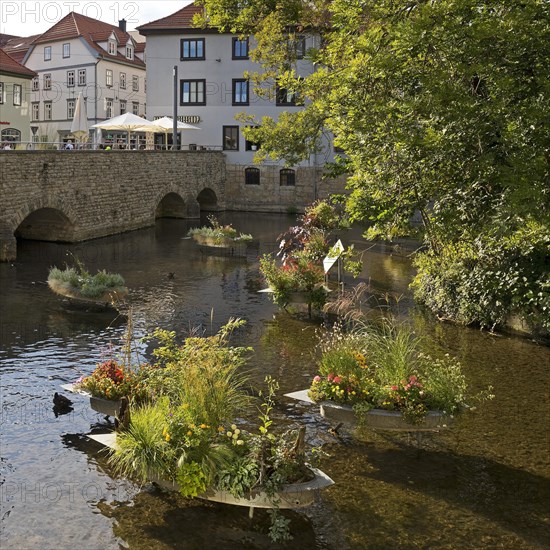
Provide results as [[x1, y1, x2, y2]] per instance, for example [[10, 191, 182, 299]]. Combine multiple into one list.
[[327, 373, 334, 381], [409, 375, 417, 383], [313, 375, 321, 383], [333, 376, 342, 384], [390, 385, 398, 391]]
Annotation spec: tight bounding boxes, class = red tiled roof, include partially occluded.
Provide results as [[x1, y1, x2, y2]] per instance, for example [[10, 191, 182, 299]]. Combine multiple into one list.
[[135, 42, 146, 53], [0, 34, 21, 47], [2, 34, 40, 62], [31, 12, 145, 68], [137, 3, 204, 31], [0, 48, 37, 77]]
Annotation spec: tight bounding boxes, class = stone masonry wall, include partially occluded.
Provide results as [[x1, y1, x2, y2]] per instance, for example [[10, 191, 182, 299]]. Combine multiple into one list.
[[0, 151, 349, 261], [224, 164, 348, 213], [0, 150, 226, 260]]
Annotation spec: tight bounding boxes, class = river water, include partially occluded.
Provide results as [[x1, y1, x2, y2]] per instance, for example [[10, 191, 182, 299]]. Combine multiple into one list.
[[0, 213, 548, 549]]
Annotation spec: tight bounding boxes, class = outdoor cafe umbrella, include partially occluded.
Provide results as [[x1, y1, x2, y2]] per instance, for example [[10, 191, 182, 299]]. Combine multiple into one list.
[[135, 116, 200, 149], [70, 91, 89, 144], [90, 113, 155, 149]]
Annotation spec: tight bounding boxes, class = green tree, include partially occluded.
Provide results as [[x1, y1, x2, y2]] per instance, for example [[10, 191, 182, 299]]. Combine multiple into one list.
[[195, 0, 549, 331]]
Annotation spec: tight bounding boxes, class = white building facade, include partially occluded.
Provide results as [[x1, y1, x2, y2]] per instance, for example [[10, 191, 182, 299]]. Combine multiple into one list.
[[138, 3, 342, 211], [21, 13, 146, 145]]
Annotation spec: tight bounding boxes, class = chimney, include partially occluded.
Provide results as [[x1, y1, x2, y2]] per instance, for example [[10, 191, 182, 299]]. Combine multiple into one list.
[[118, 19, 127, 32]]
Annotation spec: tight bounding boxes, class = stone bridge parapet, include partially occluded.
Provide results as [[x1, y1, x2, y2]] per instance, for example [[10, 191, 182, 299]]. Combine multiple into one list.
[[0, 150, 226, 261]]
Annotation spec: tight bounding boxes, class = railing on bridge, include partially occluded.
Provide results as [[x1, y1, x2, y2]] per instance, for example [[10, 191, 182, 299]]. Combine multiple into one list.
[[0, 142, 224, 152]]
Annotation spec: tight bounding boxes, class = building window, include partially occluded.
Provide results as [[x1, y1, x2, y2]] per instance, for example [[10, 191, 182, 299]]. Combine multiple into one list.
[[180, 80, 206, 105], [108, 40, 116, 55], [32, 77, 39, 91], [223, 126, 239, 151], [132, 75, 139, 92], [44, 101, 52, 121], [232, 79, 249, 106], [132, 102, 139, 115], [180, 38, 205, 60], [245, 167, 260, 185], [120, 100, 126, 114], [63, 43, 70, 58], [43, 74, 51, 90], [13, 84, 21, 106], [67, 99, 75, 119], [0, 82, 3, 104], [286, 35, 306, 59], [44, 46, 51, 61], [126, 45, 133, 60], [67, 70, 75, 87], [119, 72, 126, 89], [280, 168, 296, 186], [32, 102, 39, 121], [276, 86, 296, 106], [106, 98, 113, 118], [106, 69, 113, 87], [1, 128, 21, 143], [232, 37, 249, 59], [78, 69, 86, 86]]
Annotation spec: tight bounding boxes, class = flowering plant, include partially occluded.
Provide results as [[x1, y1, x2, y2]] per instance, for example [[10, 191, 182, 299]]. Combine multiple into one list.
[[109, 324, 314, 542], [76, 359, 149, 401], [309, 321, 493, 424]]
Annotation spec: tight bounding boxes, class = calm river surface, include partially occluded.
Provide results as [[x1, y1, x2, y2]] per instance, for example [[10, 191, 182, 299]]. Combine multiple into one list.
[[1, 213, 548, 549]]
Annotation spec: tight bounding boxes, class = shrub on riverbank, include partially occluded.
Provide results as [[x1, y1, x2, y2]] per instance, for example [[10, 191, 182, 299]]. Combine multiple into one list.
[[411, 222, 549, 335]]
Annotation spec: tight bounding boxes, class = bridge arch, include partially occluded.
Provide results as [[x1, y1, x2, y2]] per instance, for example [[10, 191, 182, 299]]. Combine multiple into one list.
[[154, 187, 200, 220], [197, 188, 219, 212], [12, 200, 77, 243]]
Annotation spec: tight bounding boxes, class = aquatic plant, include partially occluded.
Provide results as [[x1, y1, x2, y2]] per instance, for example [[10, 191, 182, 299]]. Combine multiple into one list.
[[309, 320, 493, 424], [48, 259, 126, 299], [187, 215, 252, 245]]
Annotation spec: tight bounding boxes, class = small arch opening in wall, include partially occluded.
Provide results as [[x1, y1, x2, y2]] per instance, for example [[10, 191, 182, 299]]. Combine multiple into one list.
[[15, 208, 74, 242], [197, 188, 219, 212], [155, 192, 187, 219]]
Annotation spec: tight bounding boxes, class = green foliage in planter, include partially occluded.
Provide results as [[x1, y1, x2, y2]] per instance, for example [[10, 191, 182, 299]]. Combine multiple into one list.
[[48, 262, 126, 299], [260, 253, 327, 309], [144, 320, 252, 430], [309, 320, 492, 424], [187, 215, 252, 244], [411, 222, 550, 333], [110, 401, 173, 483]]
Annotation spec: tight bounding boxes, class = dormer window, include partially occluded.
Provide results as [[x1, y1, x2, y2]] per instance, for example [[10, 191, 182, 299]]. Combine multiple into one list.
[[126, 45, 133, 60], [108, 40, 117, 55]]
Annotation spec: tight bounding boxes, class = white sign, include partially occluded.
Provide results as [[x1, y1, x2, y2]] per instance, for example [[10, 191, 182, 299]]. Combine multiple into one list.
[[323, 239, 344, 273]]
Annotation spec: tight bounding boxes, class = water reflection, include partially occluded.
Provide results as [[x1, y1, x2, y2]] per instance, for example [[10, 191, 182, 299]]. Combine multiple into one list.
[[1, 213, 548, 549]]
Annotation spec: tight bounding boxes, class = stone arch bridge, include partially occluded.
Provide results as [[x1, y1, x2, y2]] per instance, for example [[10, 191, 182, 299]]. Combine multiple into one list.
[[0, 150, 226, 261]]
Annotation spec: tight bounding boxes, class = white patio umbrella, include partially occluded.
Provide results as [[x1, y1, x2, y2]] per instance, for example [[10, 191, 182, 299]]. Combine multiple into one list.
[[135, 116, 200, 149], [70, 92, 89, 144], [90, 113, 155, 149]]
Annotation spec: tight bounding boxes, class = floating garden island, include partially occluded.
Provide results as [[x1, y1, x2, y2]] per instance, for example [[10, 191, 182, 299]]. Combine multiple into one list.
[[287, 319, 492, 434], [65, 320, 333, 540], [48, 263, 127, 310], [188, 216, 252, 255], [259, 200, 360, 317]]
